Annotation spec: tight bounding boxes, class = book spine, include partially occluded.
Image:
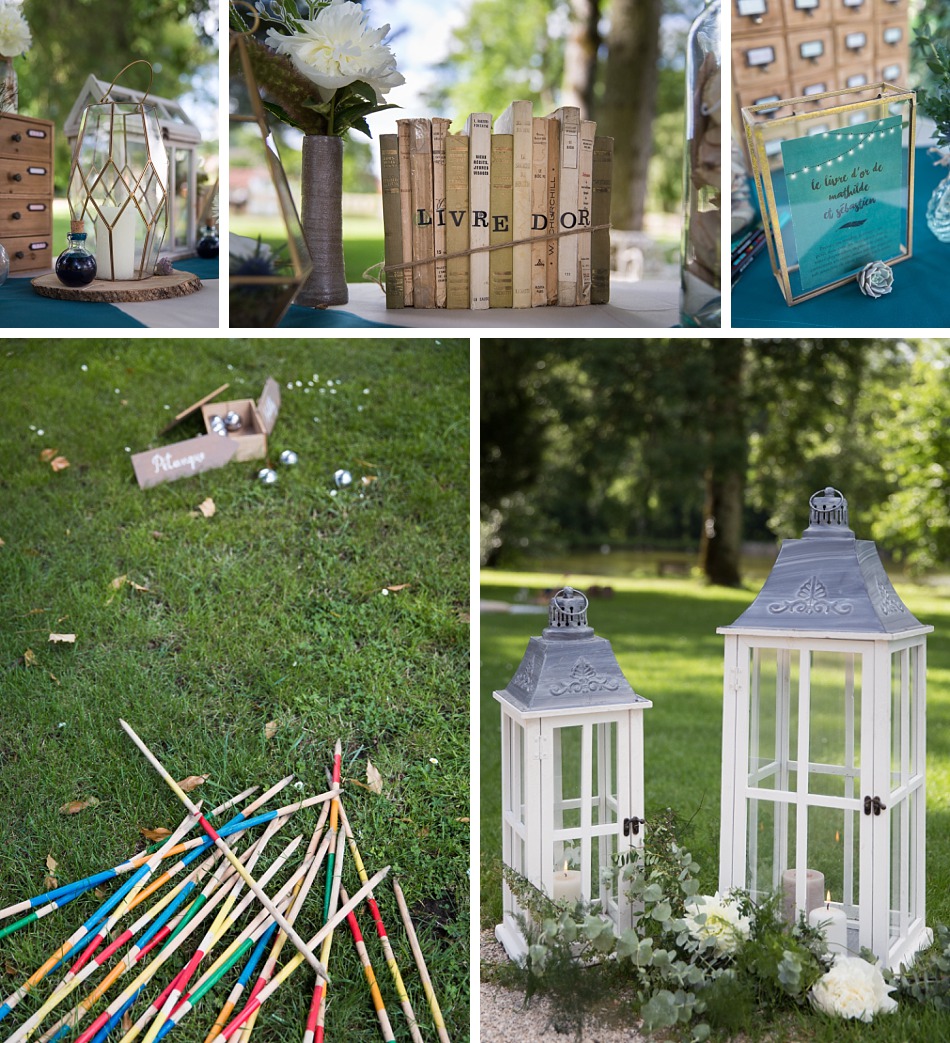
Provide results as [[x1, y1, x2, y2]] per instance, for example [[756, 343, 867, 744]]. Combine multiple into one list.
[[379, 133, 404, 310], [508, 104, 533, 308], [396, 120, 414, 306], [467, 113, 492, 310], [576, 120, 595, 306], [445, 132, 470, 310], [489, 133, 514, 309], [409, 118, 435, 309], [545, 117, 560, 306], [553, 107, 580, 306], [431, 117, 451, 308], [591, 135, 613, 305], [530, 117, 548, 307]]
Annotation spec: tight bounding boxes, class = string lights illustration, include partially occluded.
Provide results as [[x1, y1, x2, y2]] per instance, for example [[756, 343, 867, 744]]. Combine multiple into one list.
[[786, 121, 902, 180]]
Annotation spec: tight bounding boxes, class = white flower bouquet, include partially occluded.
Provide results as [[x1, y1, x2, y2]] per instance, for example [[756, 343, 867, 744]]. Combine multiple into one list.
[[230, 0, 403, 136], [683, 891, 753, 956], [0, 0, 30, 59]]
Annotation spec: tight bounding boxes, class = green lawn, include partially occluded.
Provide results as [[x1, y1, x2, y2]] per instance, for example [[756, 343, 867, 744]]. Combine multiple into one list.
[[0, 342, 470, 1042], [480, 568, 950, 1040]]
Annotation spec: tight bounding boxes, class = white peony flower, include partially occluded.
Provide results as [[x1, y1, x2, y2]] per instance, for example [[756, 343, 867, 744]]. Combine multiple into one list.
[[810, 956, 897, 1022], [0, 2, 31, 58], [684, 891, 752, 955], [265, 2, 404, 103]]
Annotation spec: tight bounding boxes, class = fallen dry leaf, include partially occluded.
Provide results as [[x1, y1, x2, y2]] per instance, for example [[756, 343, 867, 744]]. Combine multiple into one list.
[[121, 1011, 133, 1034], [59, 797, 100, 815], [49, 633, 76, 644], [361, 475, 377, 486], [130, 581, 149, 593], [455, 817, 470, 823], [177, 774, 210, 793], [4, 961, 17, 976], [94, 887, 106, 899], [366, 760, 383, 795], [23, 649, 36, 667], [44, 874, 58, 890], [385, 583, 411, 593], [50, 456, 70, 472], [151, 531, 164, 540], [110, 575, 128, 590], [140, 826, 172, 843], [39, 448, 58, 462], [0, 537, 5, 547], [49, 672, 60, 685], [264, 720, 278, 741], [46, 854, 58, 874], [196, 498, 215, 518]]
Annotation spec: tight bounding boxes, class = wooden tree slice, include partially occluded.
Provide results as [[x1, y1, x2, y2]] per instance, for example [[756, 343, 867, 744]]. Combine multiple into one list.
[[31, 269, 203, 303]]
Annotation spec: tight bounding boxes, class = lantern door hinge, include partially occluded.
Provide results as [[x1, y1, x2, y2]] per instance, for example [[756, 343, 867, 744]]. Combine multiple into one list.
[[533, 735, 549, 761], [623, 816, 644, 837], [863, 795, 886, 816]]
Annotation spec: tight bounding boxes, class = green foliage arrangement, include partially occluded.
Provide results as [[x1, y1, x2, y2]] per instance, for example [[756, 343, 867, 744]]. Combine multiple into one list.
[[503, 810, 950, 1039], [914, 22, 950, 150]]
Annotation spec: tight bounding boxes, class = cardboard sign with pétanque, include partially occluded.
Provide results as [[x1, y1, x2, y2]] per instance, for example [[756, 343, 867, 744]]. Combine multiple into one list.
[[131, 378, 281, 488]]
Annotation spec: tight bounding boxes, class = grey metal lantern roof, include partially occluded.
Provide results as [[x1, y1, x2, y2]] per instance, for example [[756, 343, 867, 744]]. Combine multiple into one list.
[[495, 587, 649, 713], [64, 74, 201, 146], [722, 487, 924, 636]]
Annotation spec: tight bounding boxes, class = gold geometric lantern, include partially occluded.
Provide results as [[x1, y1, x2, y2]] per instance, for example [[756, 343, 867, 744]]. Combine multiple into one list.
[[228, 3, 312, 328], [66, 62, 169, 281]]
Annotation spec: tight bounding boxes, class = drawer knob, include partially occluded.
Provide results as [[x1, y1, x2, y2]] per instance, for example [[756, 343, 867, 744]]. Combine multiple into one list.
[[11, 173, 22, 182], [11, 211, 21, 219], [14, 251, 24, 259], [11, 133, 22, 142]]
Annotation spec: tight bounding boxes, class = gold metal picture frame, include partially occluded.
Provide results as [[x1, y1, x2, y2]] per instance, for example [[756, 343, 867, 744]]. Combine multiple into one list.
[[742, 82, 916, 306]]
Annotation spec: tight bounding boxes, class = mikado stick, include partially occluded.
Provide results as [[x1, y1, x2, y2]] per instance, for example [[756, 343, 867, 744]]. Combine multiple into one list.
[[393, 879, 450, 1043], [339, 887, 396, 1043], [119, 719, 330, 982]]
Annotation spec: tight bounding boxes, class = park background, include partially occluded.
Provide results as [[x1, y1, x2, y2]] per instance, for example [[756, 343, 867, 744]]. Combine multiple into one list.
[[479, 337, 950, 1040]]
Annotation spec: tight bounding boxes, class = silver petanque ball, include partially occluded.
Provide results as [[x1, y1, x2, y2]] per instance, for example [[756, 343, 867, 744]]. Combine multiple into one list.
[[334, 468, 353, 488], [257, 468, 278, 485], [279, 449, 299, 466], [224, 411, 243, 431], [209, 413, 226, 429]]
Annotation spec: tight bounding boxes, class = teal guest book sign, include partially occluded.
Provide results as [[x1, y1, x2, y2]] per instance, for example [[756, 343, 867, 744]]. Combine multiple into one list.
[[781, 115, 903, 292]]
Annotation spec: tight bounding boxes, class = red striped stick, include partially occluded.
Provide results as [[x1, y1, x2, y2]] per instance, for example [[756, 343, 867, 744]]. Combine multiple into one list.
[[339, 886, 396, 1043]]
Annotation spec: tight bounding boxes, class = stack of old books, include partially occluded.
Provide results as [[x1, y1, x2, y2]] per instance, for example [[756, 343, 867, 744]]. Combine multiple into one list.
[[379, 101, 613, 310]]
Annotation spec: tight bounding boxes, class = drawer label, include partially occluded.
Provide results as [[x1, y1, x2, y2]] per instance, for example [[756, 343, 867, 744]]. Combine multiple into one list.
[[27, 166, 48, 175], [845, 32, 867, 49], [883, 27, 902, 44], [882, 64, 901, 80], [804, 82, 828, 95], [847, 73, 868, 88], [27, 202, 47, 211], [746, 46, 776, 66], [30, 241, 49, 250], [27, 129, 47, 139], [794, 0, 818, 8], [800, 40, 824, 59], [737, 0, 767, 14]]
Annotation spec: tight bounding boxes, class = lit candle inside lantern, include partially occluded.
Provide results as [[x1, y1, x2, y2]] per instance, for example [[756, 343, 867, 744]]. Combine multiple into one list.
[[552, 860, 582, 903], [808, 890, 848, 956], [781, 868, 825, 924], [96, 204, 137, 280]]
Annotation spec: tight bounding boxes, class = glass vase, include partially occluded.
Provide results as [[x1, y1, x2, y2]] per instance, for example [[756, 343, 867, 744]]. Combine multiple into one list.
[[679, 0, 721, 328], [926, 169, 950, 243], [295, 134, 348, 308], [55, 224, 98, 287]]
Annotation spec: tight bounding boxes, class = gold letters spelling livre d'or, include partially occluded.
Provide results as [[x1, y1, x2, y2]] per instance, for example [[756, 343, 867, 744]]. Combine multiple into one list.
[[414, 209, 591, 231]]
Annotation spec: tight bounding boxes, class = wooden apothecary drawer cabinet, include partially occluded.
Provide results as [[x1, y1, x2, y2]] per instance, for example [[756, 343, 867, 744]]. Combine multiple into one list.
[[0, 114, 54, 273]]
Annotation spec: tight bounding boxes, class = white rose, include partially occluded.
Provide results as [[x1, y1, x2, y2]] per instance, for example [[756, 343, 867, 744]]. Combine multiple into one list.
[[0, 4, 31, 58], [810, 956, 897, 1022], [265, 2, 404, 103], [683, 892, 752, 955]]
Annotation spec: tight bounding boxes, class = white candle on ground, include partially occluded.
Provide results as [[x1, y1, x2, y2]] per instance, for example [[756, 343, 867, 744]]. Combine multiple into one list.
[[809, 892, 848, 956], [551, 861, 582, 903], [96, 204, 137, 279], [781, 868, 825, 924]]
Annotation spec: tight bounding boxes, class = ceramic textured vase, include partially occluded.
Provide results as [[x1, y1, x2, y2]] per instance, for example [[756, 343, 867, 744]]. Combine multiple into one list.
[[0, 55, 17, 114], [296, 134, 348, 308], [926, 170, 950, 243]]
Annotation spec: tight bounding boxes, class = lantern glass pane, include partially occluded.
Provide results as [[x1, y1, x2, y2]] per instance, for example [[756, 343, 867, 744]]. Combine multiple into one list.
[[746, 796, 778, 899], [808, 651, 861, 798], [891, 648, 910, 787], [554, 725, 583, 832], [173, 149, 189, 249], [590, 833, 620, 912], [889, 795, 907, 946], [910, 645, 922, 776], [807, 804, 859, 916], [592, 722, 619, 826], [749, 647, 800, 792]]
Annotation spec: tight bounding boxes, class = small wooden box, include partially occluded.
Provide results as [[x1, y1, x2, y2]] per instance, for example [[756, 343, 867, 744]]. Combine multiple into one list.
[[734, 36, 790, 85], [733, 0, 785, 35], [787, 27, 836, 77]]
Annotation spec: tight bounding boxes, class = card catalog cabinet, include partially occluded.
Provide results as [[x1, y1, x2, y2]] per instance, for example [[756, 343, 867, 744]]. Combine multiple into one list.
[[732, 0, 909, 161], [0, 114, 54, 273]]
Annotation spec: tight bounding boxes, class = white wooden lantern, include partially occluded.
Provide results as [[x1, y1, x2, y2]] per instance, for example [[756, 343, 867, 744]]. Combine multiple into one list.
[[718, 487, 932, 970], [494, 587, 652, 961]]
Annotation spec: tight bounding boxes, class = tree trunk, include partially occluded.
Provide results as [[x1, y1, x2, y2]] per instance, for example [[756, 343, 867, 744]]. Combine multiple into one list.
[[596, 0, 661, 230], [563, 0, 601, 116], [700, 343, 746, 586]]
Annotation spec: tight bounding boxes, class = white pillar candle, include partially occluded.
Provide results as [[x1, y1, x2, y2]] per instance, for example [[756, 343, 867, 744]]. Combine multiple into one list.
[[781, 868, 825, 924], [96, 204, 137, 280], [551, 863, 582, 903], [809, 894, 848, 956]]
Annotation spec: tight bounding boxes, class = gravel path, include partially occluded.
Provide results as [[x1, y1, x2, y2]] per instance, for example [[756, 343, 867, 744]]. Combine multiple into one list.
[[479, 930, 648, 1043]]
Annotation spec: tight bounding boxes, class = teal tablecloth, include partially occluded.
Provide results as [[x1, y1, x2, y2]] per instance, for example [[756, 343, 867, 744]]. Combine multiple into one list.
[[0, 257, 218, 330], [278, 302, 400, 328], [732, 149, 948, 328]]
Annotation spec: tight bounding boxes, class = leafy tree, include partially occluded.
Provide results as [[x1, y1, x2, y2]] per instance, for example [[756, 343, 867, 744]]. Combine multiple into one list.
[[17, 0, 216, 190]]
